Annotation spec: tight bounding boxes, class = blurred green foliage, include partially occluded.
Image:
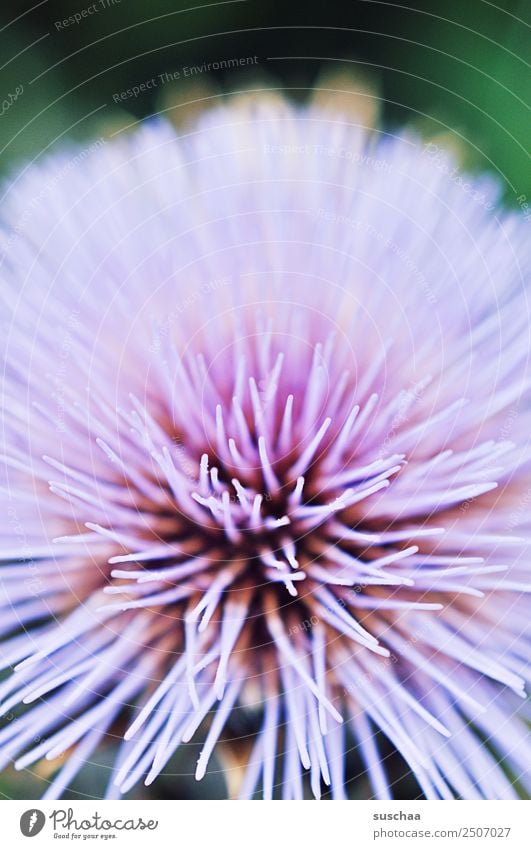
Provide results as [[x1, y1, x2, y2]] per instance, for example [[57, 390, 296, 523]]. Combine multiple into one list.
[[0, 0, 529, 201]]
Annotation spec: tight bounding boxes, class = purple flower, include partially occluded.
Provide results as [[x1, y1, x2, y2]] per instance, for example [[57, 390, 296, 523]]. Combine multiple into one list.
[[1, 101, 530, 800]]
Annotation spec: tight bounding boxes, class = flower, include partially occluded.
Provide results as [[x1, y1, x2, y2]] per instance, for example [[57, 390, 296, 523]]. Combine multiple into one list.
[[0, 99, 530, 801]]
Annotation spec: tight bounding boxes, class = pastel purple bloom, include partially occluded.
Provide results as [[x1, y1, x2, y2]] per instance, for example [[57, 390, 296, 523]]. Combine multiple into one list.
[[1, 100, 530, 800]]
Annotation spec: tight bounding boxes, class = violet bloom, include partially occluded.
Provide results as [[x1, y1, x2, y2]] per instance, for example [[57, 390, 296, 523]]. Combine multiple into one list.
[[0, 99, 530, 800]]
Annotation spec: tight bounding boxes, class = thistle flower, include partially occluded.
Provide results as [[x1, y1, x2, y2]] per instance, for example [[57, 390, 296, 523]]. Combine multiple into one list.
[[1, 99, 530, 801]]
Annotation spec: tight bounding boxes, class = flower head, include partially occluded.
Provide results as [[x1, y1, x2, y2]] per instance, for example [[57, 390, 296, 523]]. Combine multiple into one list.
[[1, 100, 530, 799]]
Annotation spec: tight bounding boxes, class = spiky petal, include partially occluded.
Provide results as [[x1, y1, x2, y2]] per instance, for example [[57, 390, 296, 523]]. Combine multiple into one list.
[[1, 102, 530, 800]]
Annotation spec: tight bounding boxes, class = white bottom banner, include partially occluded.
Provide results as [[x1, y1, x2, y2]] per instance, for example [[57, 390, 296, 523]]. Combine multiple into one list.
[[2, 799, 528, 848]]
